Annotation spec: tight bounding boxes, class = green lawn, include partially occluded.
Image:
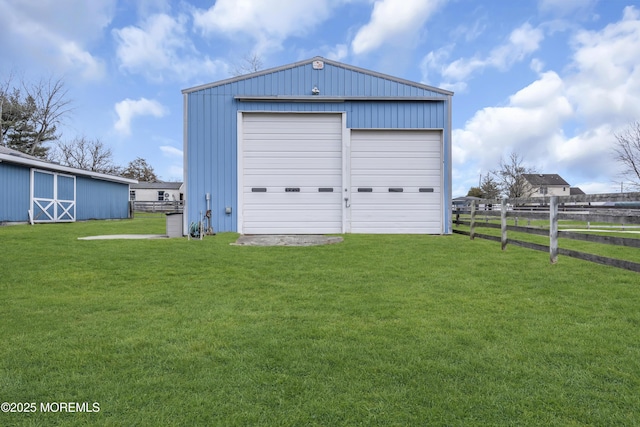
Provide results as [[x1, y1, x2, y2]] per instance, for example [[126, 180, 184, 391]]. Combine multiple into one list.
[[1, 214, 639, 426]]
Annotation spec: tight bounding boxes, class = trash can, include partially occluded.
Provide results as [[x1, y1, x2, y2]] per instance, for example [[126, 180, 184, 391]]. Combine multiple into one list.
[[166, 213, 183, 238]]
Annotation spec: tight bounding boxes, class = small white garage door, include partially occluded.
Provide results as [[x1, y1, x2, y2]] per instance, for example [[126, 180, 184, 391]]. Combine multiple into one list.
[[241, 113, 343, 234], [350, 130, 442, 234]]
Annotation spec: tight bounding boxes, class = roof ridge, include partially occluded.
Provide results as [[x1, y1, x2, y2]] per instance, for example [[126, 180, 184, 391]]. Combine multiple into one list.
[[182, 56, 453, 96]]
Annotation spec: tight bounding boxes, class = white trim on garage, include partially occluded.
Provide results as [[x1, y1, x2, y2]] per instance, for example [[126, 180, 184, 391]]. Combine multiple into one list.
[[238, 112, 345, 234]]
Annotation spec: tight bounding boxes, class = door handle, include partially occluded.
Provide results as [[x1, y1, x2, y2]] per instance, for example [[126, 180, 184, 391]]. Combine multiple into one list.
[[344, 197, 350, 208]]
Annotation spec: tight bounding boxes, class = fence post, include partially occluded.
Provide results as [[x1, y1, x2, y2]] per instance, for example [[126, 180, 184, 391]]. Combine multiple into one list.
[[470, 200, 476, 240], [501, 198, 507, 250], [550, 196, 558, 264]]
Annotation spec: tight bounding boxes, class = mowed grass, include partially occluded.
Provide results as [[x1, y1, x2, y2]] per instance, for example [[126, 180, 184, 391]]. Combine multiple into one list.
[[1, 214, 640, 426]]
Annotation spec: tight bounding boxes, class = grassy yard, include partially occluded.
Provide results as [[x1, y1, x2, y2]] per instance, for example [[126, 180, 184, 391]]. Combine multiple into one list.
[[1, 214, 639, 426]]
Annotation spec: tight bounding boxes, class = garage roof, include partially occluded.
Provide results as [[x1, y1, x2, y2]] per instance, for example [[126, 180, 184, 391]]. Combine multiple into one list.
[[182, 56, 454, 97], [0, 146, 137, 184]]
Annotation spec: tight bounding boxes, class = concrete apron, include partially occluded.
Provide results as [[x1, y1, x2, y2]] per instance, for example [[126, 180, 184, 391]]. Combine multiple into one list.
[[78, 234, 168, 240], [232, 235, 343, 247], [76, 234, 344, 246]]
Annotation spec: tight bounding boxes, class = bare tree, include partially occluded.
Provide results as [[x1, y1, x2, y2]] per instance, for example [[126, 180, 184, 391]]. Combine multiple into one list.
[[121, 157, 158, 182], [24, 76, 73, 155], [490, 151, 537, 198], [231, 53, 264, 76], [1, 73, 72, 158], [53, 136, 121, 175], [613, 121, 640, 189]]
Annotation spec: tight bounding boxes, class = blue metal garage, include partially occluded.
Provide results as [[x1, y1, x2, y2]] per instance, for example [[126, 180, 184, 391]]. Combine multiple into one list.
[[182, 57, 453, 234], [0, 146, 137, 223]]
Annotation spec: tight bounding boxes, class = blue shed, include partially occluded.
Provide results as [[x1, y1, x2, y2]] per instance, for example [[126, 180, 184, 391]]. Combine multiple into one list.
[[182, 57, 453, 235], [0, 146, 137, 224]]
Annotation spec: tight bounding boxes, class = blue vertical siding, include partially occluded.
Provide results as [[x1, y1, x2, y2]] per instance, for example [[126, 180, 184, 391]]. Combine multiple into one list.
[[0, 163, 30, 222], [57, 175, 75, 200], [1, 161, 131, 223], [33, 171, 54, 198], [185, 59, 452, 233], [76, 177, 129, 220]]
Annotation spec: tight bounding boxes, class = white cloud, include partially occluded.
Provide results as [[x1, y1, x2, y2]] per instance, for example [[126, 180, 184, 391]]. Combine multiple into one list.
[[529, 58, 545, 73], [351, 0, 446, 55], [450, 18, 487, 43], [420, 44, 453, 85], [443, 23, 544, 81], [326, 44, 349, 61], [0, 0, 115, 41], [453, 7, 640, 194], [566, 6, 640, 127], [59, 41, 105, 80], [114, 98, 168, 136], [0, 0, 112, 79], [113, 13, 228, 82], [422, 22, 543, 89], [160, 145, 183, 158], [453, 71, 573, 172], [192, 0, 336, 54]]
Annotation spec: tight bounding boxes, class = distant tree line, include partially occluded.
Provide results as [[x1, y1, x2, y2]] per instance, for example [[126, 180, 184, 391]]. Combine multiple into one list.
[[1, 73, 159, 182]]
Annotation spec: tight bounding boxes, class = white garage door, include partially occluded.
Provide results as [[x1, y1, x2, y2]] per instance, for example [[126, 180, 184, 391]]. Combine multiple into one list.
[[241, 113, 343, 234], [350, 130, 442, 234]]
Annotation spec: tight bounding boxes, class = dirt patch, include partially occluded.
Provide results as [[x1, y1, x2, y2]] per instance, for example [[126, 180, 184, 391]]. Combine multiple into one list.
[[232, 235, 343, 246]]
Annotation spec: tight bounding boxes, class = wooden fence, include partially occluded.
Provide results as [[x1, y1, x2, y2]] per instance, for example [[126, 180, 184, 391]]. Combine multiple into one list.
[[453, 192, 640, 273], [130, 200, 184, 213]]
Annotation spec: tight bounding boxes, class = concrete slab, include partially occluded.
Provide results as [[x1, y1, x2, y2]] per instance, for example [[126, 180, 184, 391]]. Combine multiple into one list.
[[232, 235, 343, 246], [78, 234, 168, 240]]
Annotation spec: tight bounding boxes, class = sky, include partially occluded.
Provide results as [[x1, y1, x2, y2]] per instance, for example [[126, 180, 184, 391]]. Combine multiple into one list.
[[1, 0, 639, 196]]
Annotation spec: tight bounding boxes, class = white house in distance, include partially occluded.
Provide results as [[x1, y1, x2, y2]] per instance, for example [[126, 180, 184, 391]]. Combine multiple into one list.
[[129, 182, 184, 202], [522, 174, 571, 197]]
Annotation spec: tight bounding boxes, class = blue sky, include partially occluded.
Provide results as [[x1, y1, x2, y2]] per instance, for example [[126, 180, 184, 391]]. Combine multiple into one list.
[[1, 0, 639, 196]]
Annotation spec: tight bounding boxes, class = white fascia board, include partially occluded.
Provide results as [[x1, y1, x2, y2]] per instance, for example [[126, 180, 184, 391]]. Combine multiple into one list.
[[0, 153, 138, 184], [183, 56, 454, 97], [234, 95, 449, 102]]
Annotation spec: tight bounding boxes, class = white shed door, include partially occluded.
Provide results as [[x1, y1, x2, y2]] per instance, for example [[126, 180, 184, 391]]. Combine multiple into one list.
[[241, 113, 343, 234], [350, 130, 442, 234], [31, 169, 76, 223]]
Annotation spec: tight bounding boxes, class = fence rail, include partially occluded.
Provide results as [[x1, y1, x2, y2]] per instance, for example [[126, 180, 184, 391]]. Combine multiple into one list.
[[130, 200, 184, 213], [453, 192, 640, 273]]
